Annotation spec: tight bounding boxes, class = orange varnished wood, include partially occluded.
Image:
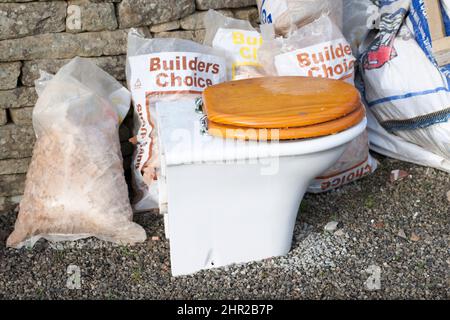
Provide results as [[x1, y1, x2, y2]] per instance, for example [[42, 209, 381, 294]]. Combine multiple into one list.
[[202, 76, 361, 129], [207, 104, 365, 141]]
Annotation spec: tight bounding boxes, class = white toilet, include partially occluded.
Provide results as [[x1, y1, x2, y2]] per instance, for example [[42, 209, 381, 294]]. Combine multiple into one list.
[[156, 77, 367, 276]]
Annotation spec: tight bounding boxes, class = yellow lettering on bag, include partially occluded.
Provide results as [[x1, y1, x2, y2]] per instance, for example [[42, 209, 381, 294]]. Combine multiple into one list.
[[232, 31, 245, 45]]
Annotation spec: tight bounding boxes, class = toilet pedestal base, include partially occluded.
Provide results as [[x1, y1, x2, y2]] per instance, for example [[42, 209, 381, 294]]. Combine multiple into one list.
[[166, 151, 344, 276]]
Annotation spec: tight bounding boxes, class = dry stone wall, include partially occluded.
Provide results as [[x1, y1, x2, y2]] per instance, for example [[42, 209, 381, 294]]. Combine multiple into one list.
[[0, 0, 259, 211]]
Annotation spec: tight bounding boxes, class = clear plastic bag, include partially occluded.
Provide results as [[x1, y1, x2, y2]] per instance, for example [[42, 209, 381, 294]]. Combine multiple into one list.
[[7, 57, 147, 248], [360, 0, 450, 163], [258, 15, 377, 193], [257, 0, 343, 36], [126, 29, 228, 212], [341, 0, 375, 58], [203, 9, 266, 80], [259, 15, 353, 81]]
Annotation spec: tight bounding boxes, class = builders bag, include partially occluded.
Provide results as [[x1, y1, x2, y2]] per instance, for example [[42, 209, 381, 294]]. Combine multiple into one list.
[[359, 0, 450, 170], [259, 15, 356, 83], [257, 0, 343, 36], [204, 9, 265, 80], [341, 0, 374, 58], [126, 29, 228, 213], [7, 57, 147, 248], [259, 15, 377, 193]]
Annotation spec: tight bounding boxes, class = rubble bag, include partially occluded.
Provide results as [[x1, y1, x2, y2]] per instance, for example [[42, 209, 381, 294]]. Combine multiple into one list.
[[203, 9, 266, 80], [360, 0, 450, 166], [256, 0, 343, 36], [341, 0, 374, 58], [258, 15, 377, 193], [126, 29, 228, 213], [7, 57, 147, 248]]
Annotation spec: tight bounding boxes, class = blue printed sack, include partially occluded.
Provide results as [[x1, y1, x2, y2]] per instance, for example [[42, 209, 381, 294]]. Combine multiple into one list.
[[359, 0, 450, 169]]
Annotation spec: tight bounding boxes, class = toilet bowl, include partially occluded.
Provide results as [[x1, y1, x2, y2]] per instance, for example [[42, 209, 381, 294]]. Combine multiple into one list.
[[156, 77, 367, 276]]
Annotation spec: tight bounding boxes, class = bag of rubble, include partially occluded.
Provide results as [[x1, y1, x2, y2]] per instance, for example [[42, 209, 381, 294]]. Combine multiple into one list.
[[259, 15, 377, 193], [341, 0, 375, 58], [7, 57, 147, 248], [257, 0, 343, 36], [259, 15, 356, 83], [126, 29, 228, 213], [359, 0, 450, 171], [204, 9, 266, 80]]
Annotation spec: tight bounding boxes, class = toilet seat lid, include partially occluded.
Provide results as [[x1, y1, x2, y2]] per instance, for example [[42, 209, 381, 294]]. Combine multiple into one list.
[[207, 104, 365, 141], [202, 76, 362, 130]]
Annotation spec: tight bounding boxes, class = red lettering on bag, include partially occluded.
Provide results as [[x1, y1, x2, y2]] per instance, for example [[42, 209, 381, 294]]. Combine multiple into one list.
[[297, 53, 311, 67], [150, 57, 160, 71]]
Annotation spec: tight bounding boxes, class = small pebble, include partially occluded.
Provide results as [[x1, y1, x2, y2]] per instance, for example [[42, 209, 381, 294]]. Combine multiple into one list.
[[373, 221, 385, 229], [390, 169, 409, 183], [410, 233, 420, 242], [397, 229, 407, 240], [324, 221, 339, 232], [334, 229, 345, 237]]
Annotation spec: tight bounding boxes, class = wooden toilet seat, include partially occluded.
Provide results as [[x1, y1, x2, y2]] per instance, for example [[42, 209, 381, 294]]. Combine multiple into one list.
[[202, 76, 365, 141]]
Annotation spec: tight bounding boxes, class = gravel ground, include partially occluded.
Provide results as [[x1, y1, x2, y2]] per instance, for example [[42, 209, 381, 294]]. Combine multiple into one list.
[[0, 155, 449, 300]]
